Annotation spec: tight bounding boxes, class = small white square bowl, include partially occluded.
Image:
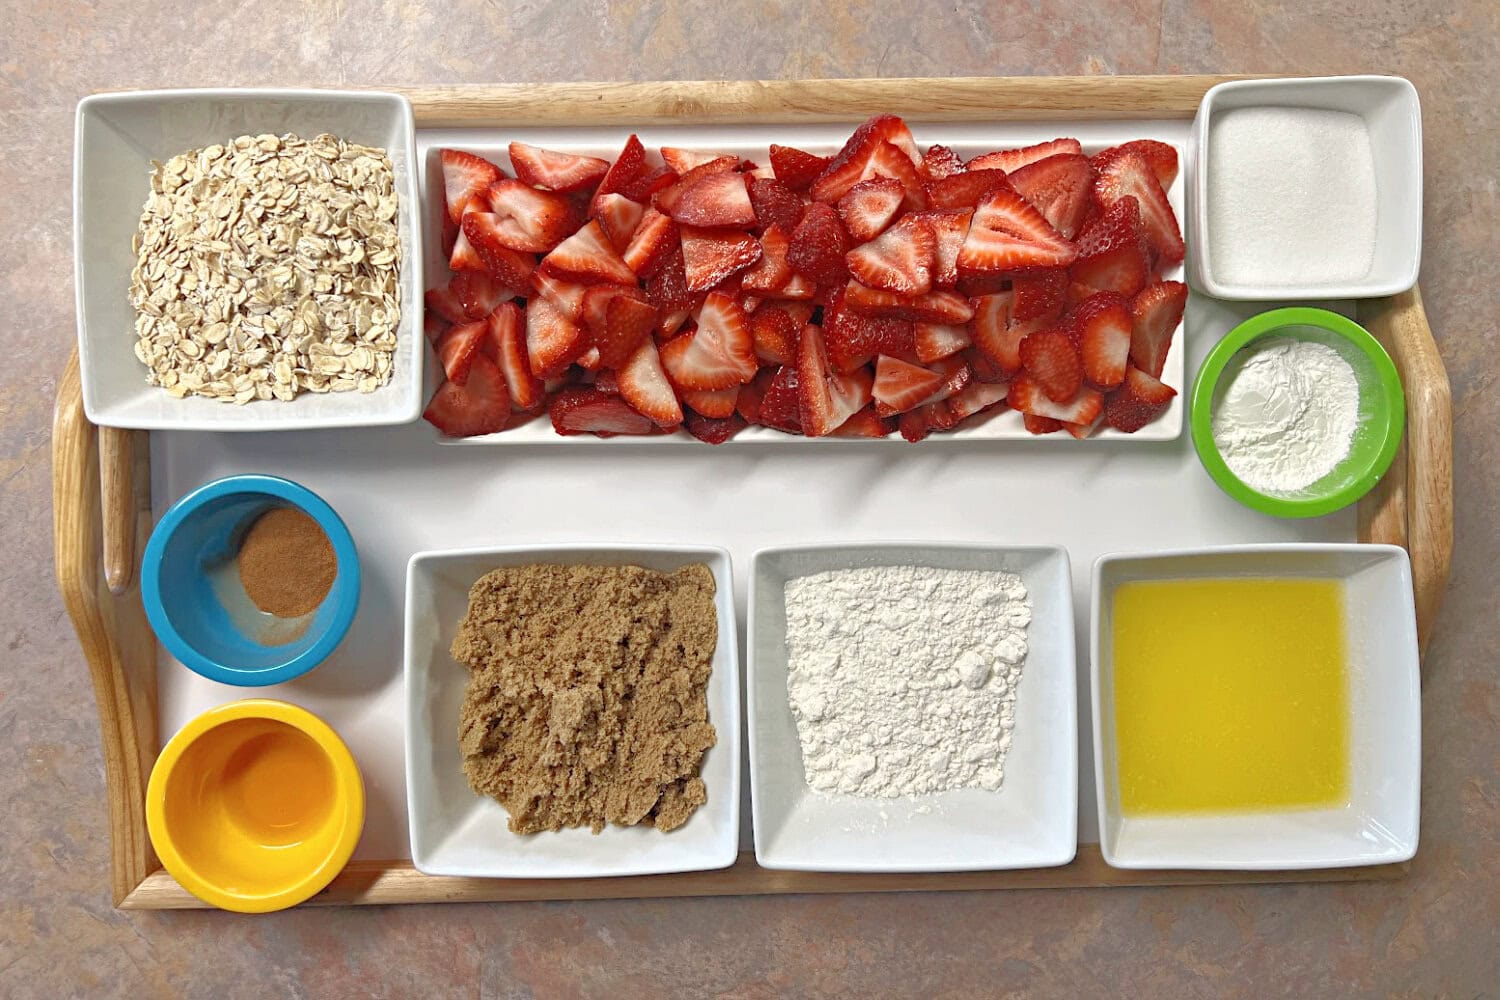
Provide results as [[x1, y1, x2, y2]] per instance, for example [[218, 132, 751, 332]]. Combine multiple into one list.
[[1091, 544, 1421, 870], [74, 89, 424, 430], [1188, 76, 1422, 300], [404, 543, 740, 878], [748, 543, 1077, 872]]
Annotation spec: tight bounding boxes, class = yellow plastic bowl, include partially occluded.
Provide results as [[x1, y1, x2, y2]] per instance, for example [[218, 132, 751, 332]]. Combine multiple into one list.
[[146, 700, 364, 913]]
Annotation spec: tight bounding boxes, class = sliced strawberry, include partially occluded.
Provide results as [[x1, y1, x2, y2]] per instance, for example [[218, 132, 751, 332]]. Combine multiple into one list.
[[797, 323, 874, 436], [735, 369, 769, 422], [593, 369, 621, 394], [549, 386, 655, 437], [664, 171, 756, 228], [450, 270, 513, 320], [658, 292, 757, 390], [439, 149, 503, 224], [859, 140, 925, 209], [449, 223, 484, 272], [1095, 151, 1185, 263], [1070, 196, 1151, 298], [507, 141, 609, 194], [924, 169, 1012, 211], [1022, 412, 1064, 435], [1007, 153, 1095, 240], [831, 405, 895, 438], [897, 407, 935, 442], [657, 308, 693, 338], [1129, 280, 1187, 379], [1061, 418, 1096, 439], [680, 385, 740, 418], [616, 339, 683, 426], [967, 138, 1084, 174], [679, 226, 762, 293], [758, 365, 803, 433], [653, 156, 739, 215], [661, 147, 728, 175], [748, 177, 804, 234], [440, 207, 461, 259], [425, 285, 468, 325], [968, 291, 1015, 370], [540, 220, 637, 285], [964, 344, 1011, 383], [740, 223, 801, 298], [1073, 292, 1133, 389], [1009, 374, 1104, 424], [958, 186, 1078, 275], [750, 304, 802, 364], [579, 284, 641, 338], [595, 134, 647, 199], [1104, 365, 1177, 432], [645, 246, 696, 312], [846, 215, 935, 295], [480, 180, 579, 252], [424, 312, 450, 345], [824, 286, 917, 371], [486, 303, 543, 410], [1093, 139, 1178, 190], [786, 202, 851, 285], [924, 354, 973, 404], [913, 208, 972, 289], [945, 381, 1011, 425], [837, 177, 906, 242], [459, 214, 536, 288], [593, 192, 646, 251], [436, 320, 488, 384], [1010, 268, 1069, 321], [920, 144, 965, 182], [810, 114, 918, 203], [841, 281, 974, 324], [769, 143, 831, 191], [525, 294, 586, 377], [622, 208, 679, 278], [873, 355, 944, 416], [531, 269, 589, 322], [1018, 328, 1083, 402], [914, 321, 972, 363], [595, 291, 658, 370], [684, 411, 746, 444], [424, 354, 511, 438], [620, 165, 678, 204]]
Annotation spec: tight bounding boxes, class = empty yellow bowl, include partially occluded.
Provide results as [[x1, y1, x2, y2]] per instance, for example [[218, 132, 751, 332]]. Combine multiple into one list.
[[146, 699, 364, 912]]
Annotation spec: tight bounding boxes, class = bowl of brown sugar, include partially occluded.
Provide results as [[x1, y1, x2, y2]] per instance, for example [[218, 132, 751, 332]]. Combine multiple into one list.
[[142, 474, 360, 686]]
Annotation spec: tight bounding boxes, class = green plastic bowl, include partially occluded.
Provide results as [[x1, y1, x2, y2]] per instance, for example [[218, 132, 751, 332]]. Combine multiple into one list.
[[1190, 307, 1405, 519]]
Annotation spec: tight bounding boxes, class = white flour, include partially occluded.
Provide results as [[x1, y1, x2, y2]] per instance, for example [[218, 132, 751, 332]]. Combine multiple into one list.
[[1211, 337, 1361, 493], [783, 565, 1031, 798]]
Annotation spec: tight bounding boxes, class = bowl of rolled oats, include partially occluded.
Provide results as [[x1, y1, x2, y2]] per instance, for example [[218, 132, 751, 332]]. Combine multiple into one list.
[[73, 89, 422, 430]]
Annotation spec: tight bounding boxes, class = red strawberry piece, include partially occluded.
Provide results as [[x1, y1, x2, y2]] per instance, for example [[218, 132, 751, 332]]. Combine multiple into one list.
[[525, 294, 586, 377], [786, 202, 851, 285], [531, 269, 589, 322], [740, 223, 798, 298], [679, 225, 762, 293], [485, 303, 544, 410], [661, 147, 728, 174], [684, 411, 746, 444], [750, 304, 802, 365], [810, 114, 919, 203], [1104, 365, 1177, 432], [423, 355, 511, 438], [480, 179, 580, 252], [958, 186, 1078, 275], [1010, 268, 1069, 321], [575, 346, 603, 371], [595, 290, 658, 370], [436, 320, 488, 385], [645, 246, 696, 312], [967, 138, 1084, 174], [757, 365, 804, 433], [898, 407, 934, 442], [945, 381, 1011, 425], [1095, 151, 1185, 263], [964, 344, 1011, 383], [657, 308, 694, 338], [616, 339, 683, 426], [873, 355, 944, 416], [680, 385, 740, 419], [735, 369, 768, 422], [1073, 291, 1133, 389], [439, 149, 503, 224], [425, 285, 468, 325], [1063, 418, 1097, 439], [659, 292, 757, 390], [450, 270, 514, 320], [841, 281, 975, 325], [911, 208, 972, 289], [837, 177, 906, 242], [956, 272, 1012, 298], [424, 312, 450, 345], [620, 165, 678, 204], [1018, 328, 1083, 402], [653, 156, 739, 215], [924, 169, 1013, 211], [769, 143, 831, 191], [592, 369, 620, 394], [458, 214, 536, 288], [441, 208, 461, 259], [622, 208, 679, 278], [745, 162, 776, 180], [920, 144, 965, 182], [593, 192, 646, 251], [824, 286, 917, 371], [749, 177, 804, 234], [579, 284, 641, 338], [549, 386, 656, 437], [797, 324, 875, 436], [859, 140, 926, 209], [968, 291, 1016, 370], [1022, 412, 1064, 435], [540, 220, 637, 285], [831, 405, 895, 438], [1006, 153, 1095, 240], [1008, 373, 1104, 425], [924, 354, 973, 404], [448, 219, 484, 272], [595, 134, 647, 199], [507, 141, 609, 194], [664, 171, 756, 228], [914, 321, 972, 363], [846, 215, 936, 295], [1092, 139, 1178, 190], [1129, 280, 1187, 379], [1070, 196, 1151, 298]]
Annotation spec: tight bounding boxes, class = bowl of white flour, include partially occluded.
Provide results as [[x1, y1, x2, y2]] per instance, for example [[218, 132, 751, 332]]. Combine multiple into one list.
[[1191, 307, 1404, 518]]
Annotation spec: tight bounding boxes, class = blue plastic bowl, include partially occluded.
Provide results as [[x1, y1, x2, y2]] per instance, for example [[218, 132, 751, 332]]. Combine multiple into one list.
[[141, 475, 360, 687]]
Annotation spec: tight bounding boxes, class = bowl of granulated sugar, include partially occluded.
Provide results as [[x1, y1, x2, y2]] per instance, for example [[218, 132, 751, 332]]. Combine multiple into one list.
[[1189, 76, 1422, 300], [1191, 308, 1405, 518]]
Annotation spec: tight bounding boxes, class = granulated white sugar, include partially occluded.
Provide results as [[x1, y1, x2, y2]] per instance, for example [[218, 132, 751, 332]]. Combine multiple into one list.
[[1207, 107, 1377, 286]]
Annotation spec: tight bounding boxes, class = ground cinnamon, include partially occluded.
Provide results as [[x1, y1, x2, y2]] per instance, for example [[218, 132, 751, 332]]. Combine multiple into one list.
[[236, 506, 337, 617]]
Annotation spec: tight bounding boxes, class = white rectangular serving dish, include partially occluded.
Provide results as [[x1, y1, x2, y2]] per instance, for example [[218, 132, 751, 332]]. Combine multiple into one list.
[[1090, 543, 1421, 870], [417, 121, 1189, 444], [748, 543, 1076, 872], [74, 88, 424, 431], [403, 543, 740, 878]]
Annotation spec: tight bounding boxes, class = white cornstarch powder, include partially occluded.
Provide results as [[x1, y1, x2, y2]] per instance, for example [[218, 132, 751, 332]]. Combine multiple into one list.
[[1211, 337, 1361, 493], [1207, 107, 1378, 287], [783, 565, 1031, 798]]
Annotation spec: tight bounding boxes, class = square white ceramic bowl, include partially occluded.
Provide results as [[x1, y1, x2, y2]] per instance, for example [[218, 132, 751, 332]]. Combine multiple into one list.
[[748, 543, 1077, 872], [1188, 76, 1422, 300], [404, 543, 740, 878], [74, 89, 424, 430], [1091, 543, 1421, 870]]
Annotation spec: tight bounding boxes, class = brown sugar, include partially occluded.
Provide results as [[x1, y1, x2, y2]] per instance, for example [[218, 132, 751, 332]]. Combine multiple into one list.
[[452, 563, 718, 834], [236, 506, 337, 617]]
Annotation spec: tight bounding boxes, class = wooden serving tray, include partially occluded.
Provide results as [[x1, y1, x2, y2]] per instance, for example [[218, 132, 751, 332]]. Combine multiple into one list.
[[55, 76, 1454, 909]]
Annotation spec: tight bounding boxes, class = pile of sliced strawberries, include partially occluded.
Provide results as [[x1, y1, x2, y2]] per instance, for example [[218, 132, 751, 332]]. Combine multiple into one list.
[[423, 117, 1187, 442]]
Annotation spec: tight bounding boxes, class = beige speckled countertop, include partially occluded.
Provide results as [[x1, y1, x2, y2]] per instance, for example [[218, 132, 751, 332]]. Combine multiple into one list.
[[4, 3, 1498, 997]]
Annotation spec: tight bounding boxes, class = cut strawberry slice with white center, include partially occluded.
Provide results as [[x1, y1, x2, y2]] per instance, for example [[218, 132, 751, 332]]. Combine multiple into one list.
[[873, 355, 944, 416], [481, 179, 580, 252], [659, 292, 758, 391], [967, 137, 1084, 174], [436, 320, 488, 385], [549, 386, 656, 437], [914, 321, 972, 364], [664, 171, 756, 228], [1129, 280, 1187, 379], [424, 354, 511, 438], [616, 339, 683, 426], [507, 141, 609, 194], [540, 220, 637, 285], [485, 303, 544, 410], [797, 323, 875, 436], [846, 215, 936, 296], [1095, 151, 1185, 264], [593, 192, 646, 251], [525, 293, 586, 378], [1007, 153, 1096, 240], [1008, 373, 1103, 425], [439, 149, 503, 225], [957, 186, 1078, 275]]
